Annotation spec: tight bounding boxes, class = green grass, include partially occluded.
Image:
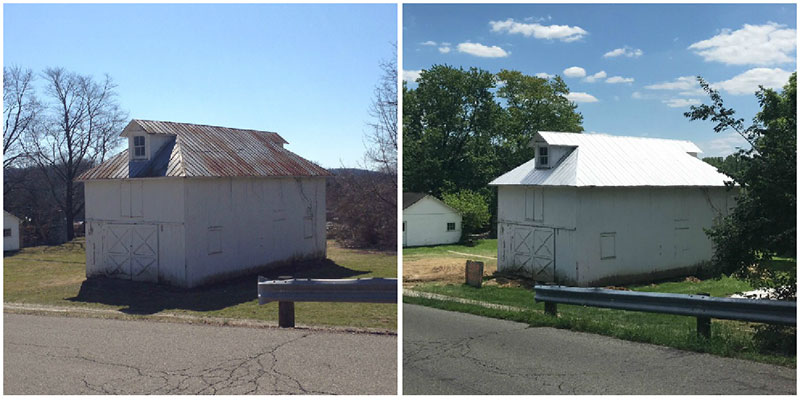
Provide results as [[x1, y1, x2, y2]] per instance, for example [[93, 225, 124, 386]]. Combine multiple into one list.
[[403, 239, 497, 258], [4, 239, 397, 331]]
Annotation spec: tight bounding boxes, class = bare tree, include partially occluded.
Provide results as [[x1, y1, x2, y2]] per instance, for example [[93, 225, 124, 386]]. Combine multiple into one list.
[[3, 66, 40, 169], [23, 67, 127, 241], [331, 45, 398, 250], [365, 47, 398, 180]]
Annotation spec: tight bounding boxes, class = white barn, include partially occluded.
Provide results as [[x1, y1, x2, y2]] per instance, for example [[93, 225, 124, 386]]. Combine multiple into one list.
[[77, 120, 330, 288], [4, 211, 22, 251], [490, 131, 737, 286], [403, 193, 462, 247]]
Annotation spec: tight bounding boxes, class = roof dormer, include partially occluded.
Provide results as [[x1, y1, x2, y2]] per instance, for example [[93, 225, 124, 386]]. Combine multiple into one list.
[[120, 120, 175, 163], [536, 143, 550, 169]]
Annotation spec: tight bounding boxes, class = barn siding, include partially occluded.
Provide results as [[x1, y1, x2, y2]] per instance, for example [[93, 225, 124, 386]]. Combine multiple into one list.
[[497, 185, 735, 286], [183, 176, 326, 287]]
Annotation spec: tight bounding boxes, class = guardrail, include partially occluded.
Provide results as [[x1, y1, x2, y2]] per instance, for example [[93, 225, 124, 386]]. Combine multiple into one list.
[[534, 285, 796, 338], [258, 277, 398, 327]]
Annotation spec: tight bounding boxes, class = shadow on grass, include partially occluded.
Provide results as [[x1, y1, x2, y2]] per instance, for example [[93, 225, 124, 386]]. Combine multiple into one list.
[[67, 258, 369, 315]]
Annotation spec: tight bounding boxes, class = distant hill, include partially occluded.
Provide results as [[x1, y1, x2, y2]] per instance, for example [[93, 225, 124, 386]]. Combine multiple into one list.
[[327, 168, 384, 177]]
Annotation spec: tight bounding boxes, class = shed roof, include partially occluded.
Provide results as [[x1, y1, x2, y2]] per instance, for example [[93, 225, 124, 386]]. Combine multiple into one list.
[[490, 131, 731, 187], [78, 119, 330, 180], [403, 192, 428, 209], [4, 210, 21, 222]]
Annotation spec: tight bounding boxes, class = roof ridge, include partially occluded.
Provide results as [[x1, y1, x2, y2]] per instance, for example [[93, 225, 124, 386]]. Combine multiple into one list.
[[133, 119, 280, 135], [540, 131, 695, 144]]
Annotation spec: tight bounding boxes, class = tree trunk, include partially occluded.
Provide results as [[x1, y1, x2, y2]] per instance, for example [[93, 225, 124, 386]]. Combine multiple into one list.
[[65, 181, 74, 241]]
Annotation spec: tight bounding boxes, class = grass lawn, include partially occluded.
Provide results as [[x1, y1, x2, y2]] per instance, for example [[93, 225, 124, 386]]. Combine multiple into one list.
[[405, 241, 796, 367], [4, 239, 397, 331], [403, 239, 498, 259]]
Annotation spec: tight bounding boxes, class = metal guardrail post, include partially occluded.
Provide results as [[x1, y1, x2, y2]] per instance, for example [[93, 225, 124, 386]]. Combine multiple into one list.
[[544, 301, 557, 316]]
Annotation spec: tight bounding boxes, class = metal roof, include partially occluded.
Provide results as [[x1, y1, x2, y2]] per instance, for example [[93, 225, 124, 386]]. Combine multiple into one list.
[[490, 131, 731, 187], [78, 119, 330, 180]]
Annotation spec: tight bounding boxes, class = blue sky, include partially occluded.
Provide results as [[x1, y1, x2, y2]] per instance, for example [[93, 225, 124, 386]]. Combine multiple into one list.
[[4, 4, 397, 168], [403, 4, 796, 157]]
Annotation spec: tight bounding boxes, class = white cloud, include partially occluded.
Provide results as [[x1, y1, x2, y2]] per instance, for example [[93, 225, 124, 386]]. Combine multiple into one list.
[[421, 41, 437, 46], [631, 91, 643, 99], [688, 22, 796, 66], [662, 98, 701, 108], [702, 132, 751, 157], [535, 72, 554, 79], [606, 76, 634, 84], [403, 69, 422, 82], [456, 42, 510, 58], [603, 46, 644, 58], [490, 18, 588, 42], [563, 66, 586, 78], [646, 68, 792, 96], [713, 67, 792, 95], [584, 70, 607, 83], [438, 46, 451, 54], [645, 76, 699, 91], [566, 92, 599, 103]]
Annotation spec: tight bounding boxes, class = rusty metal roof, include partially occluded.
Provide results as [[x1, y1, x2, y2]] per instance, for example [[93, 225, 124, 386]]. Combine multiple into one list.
[[78, 119, 330, 180]]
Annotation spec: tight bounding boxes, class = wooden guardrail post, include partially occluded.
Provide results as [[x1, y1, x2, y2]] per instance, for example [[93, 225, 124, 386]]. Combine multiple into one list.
[[279, 301, 295, 328], [544, 301, 557, 316], [696, 292, 711, 338], [277, 276, 295, 328]]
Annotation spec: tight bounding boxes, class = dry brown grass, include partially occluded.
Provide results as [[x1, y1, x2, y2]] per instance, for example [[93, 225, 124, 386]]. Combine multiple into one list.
[[402, 256, 497, 287]]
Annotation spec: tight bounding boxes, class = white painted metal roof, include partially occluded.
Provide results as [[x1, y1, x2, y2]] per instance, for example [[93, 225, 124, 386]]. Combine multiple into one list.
[[490, 131, 731, 187]]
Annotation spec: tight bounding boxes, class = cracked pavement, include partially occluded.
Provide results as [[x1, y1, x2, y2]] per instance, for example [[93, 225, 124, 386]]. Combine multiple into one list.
[[403, 304, 796, 395], [4, 313, 396, 395]]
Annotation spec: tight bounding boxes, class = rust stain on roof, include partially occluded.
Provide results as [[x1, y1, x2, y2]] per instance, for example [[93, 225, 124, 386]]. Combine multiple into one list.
[[77, 119, 330, 180]]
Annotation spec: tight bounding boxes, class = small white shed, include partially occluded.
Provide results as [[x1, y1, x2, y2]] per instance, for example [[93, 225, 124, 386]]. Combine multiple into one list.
[[490, 131, 737, 286], [4, 211, 22, 251], [402, 193, 462, 247], [77, 120, 330, 288]]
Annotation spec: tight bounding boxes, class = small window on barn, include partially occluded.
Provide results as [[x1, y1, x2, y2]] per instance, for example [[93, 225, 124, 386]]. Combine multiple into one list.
[[133, 136, 146, 158], [3, 229, 11, 237], [207, 226, 222, 255], [447, 222, 456, 231], [600, 232, 616, 260], [538, 146, 549, 167]]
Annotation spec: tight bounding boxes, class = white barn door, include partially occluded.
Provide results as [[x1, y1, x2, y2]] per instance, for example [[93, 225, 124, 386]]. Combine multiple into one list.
[[510, 225, 555, 282], [103, 224, 159, 282]]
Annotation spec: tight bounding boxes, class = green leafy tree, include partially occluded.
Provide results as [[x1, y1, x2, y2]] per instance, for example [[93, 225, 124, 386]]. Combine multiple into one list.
[[495, 70, 583, 173], [685, 72, 796, 300], [403, 65, 501, 198], [441, 189, 491, 240], [403, 66, 585, 233]]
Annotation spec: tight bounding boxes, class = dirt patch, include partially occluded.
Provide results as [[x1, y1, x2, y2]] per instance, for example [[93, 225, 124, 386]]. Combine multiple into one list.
[[403, 257, 497, 286]]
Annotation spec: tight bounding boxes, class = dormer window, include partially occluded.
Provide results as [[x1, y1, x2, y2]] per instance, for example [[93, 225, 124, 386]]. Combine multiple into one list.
[[538, 145, 549, 167], [133, 136, 146, 158]]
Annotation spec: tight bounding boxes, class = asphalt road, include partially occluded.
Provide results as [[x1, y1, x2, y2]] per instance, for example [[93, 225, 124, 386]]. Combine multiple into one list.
[[4, 313, 396, 395], [403, 304, 796, 395]]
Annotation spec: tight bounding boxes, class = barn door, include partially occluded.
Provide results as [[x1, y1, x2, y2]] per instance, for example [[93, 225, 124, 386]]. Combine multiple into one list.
[[531, 228, 555, 281], [103, 224, 158, 282], [511, 226, 555, 281], [512, 227, 533, 271], [130, 225, 158, 282]]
